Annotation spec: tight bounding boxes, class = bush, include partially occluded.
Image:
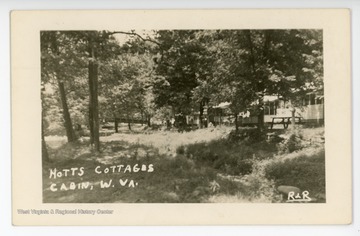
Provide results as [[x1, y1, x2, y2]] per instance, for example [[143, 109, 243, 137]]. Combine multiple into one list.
[[176, 145, 186, 155], [278, 133, 303, 153], [228, 128, 266, 144], [234, 159, 253, 175]]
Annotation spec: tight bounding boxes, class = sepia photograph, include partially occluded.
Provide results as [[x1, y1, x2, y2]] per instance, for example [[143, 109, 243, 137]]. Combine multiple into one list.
[[11, 9, 352, 225], [41, 29, 325, 204]]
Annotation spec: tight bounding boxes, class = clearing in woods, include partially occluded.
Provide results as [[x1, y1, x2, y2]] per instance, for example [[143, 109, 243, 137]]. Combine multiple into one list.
[[43, 124, 325, 203]]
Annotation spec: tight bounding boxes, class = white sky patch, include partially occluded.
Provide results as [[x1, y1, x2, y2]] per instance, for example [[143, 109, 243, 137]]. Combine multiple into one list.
[[113, 30, 157, 45]]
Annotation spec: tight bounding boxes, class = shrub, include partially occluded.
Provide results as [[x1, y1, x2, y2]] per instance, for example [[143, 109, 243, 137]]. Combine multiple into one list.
[[212, 154, 253, 175], [268, 134, 285, 144], [228, 128, 266, 144], [286, 134, 301, 153], [176, 145, 186, 155], [277, 133, 303, 154], [250, 141, 278, 159], [235, 159, 253, 175]]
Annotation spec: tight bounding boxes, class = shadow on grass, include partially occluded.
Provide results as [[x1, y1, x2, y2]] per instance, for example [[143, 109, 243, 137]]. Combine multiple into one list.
[[177, 138, 278, 176], [43, 139, 249, 203], [43, 126, 326, 203]]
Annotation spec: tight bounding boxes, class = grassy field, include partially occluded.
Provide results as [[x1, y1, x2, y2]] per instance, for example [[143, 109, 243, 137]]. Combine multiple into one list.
[[43, 124, 325, 203]]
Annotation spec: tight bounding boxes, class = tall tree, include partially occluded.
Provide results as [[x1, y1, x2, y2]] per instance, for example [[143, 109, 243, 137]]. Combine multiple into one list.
[[67, 30, 123, 151], [191, 30, 258, 130], [216, 29, 323, 130], [87, 35, 100, 150], [100, 50, 154, 131], [41, 82, 50, 162], [153, 30, 215, 128], [193, 29, 323, 130], [41, 31, 77, 142], [260, 30, 323, 129]]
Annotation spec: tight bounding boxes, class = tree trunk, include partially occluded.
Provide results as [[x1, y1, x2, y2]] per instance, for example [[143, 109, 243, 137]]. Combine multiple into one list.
[[50, 33, 76, 143], [246, 30, 256, 76], [147, 116, 151, 127], [127, 114, 132, 130], [42, 137, 49, 163], [199, 102, 204, 129], [88, 103, 94, 144], [246, 30, 266, 131], [88, 49, 100, 152], [88, 59, 94, 144], [234, 114, 239, 131], [258, 108, 265, 130], [140, 112, 144, 126], [114, 116, 119, 133], [291, 107, 296, 130], [41, 115, 49, 163], [220, 109, 222, 125], [257, 98, 265, 131], [57, 79, 76, 142], [204, 104, 209, 128]]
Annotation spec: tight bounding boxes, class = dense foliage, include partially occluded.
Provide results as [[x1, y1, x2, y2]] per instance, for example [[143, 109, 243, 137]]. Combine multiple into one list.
[[41, 29, 323, 155]]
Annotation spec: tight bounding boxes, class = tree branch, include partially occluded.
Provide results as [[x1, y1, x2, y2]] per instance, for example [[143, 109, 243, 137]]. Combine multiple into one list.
[[109, 31, 161, 47], [108, 31, 173, 70]]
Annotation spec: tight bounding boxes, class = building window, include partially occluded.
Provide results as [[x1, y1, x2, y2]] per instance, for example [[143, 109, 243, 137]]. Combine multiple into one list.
[[316, 97, 323, 104], [264, 101, 277, 115], [304, 94, 323, 105]]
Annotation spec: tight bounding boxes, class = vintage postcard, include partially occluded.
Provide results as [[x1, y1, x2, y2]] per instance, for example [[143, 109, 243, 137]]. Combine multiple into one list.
[[11, 9, 351, 225]]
